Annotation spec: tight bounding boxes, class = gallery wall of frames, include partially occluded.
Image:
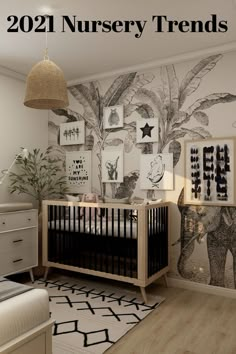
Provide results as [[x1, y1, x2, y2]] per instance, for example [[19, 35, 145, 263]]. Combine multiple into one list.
[[48, 50, 236, 290], [59, 107, 173, 194]]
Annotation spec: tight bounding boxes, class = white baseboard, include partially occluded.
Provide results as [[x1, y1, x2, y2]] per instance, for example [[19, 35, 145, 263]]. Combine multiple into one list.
[[167, 276, 236, 299]]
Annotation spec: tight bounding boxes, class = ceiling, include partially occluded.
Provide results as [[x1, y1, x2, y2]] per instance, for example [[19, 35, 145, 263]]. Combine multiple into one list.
[[1, 0, 236, 83]]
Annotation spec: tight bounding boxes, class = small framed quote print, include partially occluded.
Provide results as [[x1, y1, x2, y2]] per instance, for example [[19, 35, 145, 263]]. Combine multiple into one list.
[[66, 151, 91, 193], [60, 121, 85, 145], [103, 105, 123, 130], [184, 138, 236, 205]]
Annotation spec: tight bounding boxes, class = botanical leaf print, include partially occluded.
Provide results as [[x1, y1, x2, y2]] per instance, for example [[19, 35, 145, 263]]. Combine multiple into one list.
[[180, 126, 212, 139], [160, 65, 179, 121], [192, 111, 209, 126], [103, 73, 137, 107], [169, 140, 182, 167], [117, 73, 155, 105], [186, 93, 236, 116], [179, 54, 222, 107]]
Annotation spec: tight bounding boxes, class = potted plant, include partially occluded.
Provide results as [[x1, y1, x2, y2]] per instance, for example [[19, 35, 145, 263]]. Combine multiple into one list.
[[8, 145, 68, 276], [8, 146, 67, 212]]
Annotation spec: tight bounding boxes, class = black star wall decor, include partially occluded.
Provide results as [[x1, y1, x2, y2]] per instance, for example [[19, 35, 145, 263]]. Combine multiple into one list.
[[140, 123, 154, 138], [136, 118, 159, 143]]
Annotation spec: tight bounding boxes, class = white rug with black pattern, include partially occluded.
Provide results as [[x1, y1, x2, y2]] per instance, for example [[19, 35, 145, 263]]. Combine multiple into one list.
[[33, 276, 165, 354]]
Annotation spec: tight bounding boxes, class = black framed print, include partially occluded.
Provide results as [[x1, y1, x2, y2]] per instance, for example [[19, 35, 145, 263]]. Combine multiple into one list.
[[185, 138, 235, 205]]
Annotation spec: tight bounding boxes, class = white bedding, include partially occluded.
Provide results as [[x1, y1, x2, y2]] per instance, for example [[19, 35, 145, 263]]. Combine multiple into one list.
[[49, 219, 138, 239], [0, 281, 50, 347]]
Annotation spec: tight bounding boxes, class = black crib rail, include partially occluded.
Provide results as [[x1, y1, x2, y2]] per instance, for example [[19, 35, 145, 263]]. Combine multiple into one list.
[[47, 205, 138, 278], [147, 206, 168, 277]]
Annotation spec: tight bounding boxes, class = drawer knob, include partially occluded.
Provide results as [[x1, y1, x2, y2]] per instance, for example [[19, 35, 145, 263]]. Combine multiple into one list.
[[28, 218, 31, 221], [2, 222, 5, 225], [13, 258, 23, 263]]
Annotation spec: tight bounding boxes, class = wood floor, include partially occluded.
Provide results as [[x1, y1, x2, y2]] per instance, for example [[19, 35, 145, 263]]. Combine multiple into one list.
[[9, 272, 236, 354], [106, 281, 236, 354]]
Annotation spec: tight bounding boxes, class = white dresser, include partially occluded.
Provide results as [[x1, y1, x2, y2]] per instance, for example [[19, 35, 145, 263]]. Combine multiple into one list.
[[0, 209, 38, 281]]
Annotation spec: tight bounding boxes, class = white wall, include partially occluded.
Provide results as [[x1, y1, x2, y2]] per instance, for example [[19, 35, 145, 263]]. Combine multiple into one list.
[[0, 73, 48, 203]]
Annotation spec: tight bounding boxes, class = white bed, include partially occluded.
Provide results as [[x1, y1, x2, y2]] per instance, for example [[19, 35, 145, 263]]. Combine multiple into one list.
[[0, 279, 54, 354]]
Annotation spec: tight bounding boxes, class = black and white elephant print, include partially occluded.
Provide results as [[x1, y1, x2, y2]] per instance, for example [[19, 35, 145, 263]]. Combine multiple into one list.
[[177, 188, 236, 288]]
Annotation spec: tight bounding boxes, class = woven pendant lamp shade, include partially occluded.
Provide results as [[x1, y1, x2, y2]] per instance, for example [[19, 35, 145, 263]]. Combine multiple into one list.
[[24, 59, 69, 109]]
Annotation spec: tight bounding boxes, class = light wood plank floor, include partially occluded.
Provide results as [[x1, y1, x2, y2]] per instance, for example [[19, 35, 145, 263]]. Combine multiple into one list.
[[10, 272, 236, 354], [106, 281, 236, 354]]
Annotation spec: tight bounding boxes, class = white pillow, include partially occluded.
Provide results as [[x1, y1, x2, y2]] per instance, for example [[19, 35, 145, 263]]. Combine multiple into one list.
[[65, 194, 80, 202], [147, 199, 162, 205]]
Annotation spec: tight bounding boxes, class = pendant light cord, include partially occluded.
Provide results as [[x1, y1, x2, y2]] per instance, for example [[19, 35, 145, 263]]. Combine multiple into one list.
[[44, 15, 49, 60]]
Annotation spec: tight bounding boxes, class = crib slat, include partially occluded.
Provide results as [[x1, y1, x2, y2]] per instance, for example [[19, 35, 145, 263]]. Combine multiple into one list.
[[123, 209, 127, 276], [105, 208, 109, 273], [88, 207, 92, 268], [54, 206, 57, 262], [100, 208, 103, 272], [59, 206, 62, 263], [94, 207, 97, 270], [82, 207, 86, 268], [155, 207, 158, 272], [63, 206, 66, 263], [117, 208, 120, 275], [77, 207, 80, 267], [111, 208, 114, 274], [130, 211, 133, 278]]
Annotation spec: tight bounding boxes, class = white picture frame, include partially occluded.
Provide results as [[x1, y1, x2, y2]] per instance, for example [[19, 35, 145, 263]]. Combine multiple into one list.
[[66, 151, 91, 193], [185, 138, 235, 205], [60, 121, 85, 145], [140, 153, 173, 190], [136, 118, 159, 143], [103, 105, 124, 130], [102, 150, 123, 183]]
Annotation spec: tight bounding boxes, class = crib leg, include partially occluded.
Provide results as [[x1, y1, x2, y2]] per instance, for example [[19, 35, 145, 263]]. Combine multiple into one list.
[[29, 269, 34, 283], [43, 267, 49, 281], [140, 287, 148, 304], [163, 274, 168, 287]]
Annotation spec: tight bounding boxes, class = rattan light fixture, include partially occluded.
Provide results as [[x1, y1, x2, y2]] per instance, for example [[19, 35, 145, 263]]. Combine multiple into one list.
[[24, 23, 69, 109]]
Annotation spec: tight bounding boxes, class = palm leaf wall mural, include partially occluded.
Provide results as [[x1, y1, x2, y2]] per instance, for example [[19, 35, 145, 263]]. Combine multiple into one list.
[[51, 72, 155, 197], [133, 54, 236, 168], [50, 53, 236, 199]]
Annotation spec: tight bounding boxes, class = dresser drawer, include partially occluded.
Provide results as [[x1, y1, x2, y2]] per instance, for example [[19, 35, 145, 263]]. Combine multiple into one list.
[[0, 246, 37, 276], [0, 209, 37, 232], [0, 228, 37, 254]]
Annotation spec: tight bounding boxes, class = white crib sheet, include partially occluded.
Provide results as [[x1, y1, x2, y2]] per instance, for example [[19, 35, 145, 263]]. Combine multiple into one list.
[[0, 284, 50, 347]]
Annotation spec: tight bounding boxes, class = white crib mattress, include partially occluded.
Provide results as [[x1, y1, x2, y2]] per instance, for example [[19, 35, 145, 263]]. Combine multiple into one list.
[[0, 285, 50, 347], [49, 219, 138, 238]]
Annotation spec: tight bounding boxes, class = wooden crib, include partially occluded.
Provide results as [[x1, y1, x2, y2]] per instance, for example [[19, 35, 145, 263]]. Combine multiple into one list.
[[42, 200, 170, 302]]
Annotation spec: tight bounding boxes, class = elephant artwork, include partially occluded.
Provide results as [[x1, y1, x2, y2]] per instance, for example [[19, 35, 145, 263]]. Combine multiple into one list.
[[177, 188, 236, 288]]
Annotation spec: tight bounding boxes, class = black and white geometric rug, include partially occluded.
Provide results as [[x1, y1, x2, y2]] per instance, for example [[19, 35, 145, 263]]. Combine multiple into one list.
[[32, 276, 165, 354]]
